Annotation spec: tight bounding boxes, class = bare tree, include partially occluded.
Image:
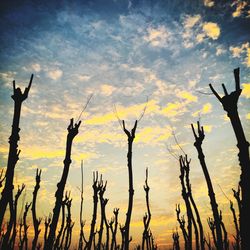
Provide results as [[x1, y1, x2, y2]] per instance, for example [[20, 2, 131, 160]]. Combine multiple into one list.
[[85, 172, 101, 250], [179, 155, 200, 250], [97, 177, 108, 250], [2, 184, 25, 249], [230, 200, 240, 250], [54, 194, 69, 250], [44, 118, 81, 250], [0, 74, 33, 229], [63, 197, 74, 250], [172, 231, 180, 250], [78, 161, 86, 250], [121, 120, 137, 250], [209, 68, 250, 250], [191, 122, 223, 249], [9, 184, 25, 249], [175, 204, 188, 249], [110, 208, 119, 250], [142, 168, 155, 250], [32, 169, 42, 250], [182, 155, 204, 250], [44, 214, 52, 247], [19, 202, 31, 250], [219, 211, 229, 250]]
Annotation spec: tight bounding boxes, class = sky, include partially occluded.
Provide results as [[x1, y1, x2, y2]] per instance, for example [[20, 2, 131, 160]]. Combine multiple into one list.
[[0, 0, 250, 248]]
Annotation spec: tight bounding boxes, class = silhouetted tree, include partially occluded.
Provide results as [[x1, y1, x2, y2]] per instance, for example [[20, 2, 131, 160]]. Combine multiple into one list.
[[2, 184, 25, 249], [85, 172, 101, 250], [44, 214, 51, 247], [97, 177, 108, 250], [9, 184, 25, 249], [142, 168, 156, 250], [54, 194, 69, 250], [232, 186, 242, 223], [110, 208, 119, 250], [179, 155, 199, 250], [78, 161, 86, 250], [0, 169, 5, 188], [32, 169, 42, 250], [204, 234, 212, 250], [175, 204, 188, 249], [121, 120, 137, 250], [63, 197, 74, 250], [172, 231, 180, 250], [219, 211, 229, 250], [19, 202, 31, 250], [182, 155, 204, 250], [209, 68, 250, 250], [44, 118, 81, 250], [191, 121, 223, 249], [230, 200, 240, 250], [0, 74, 33, 230], [207, 217, 216, 248]]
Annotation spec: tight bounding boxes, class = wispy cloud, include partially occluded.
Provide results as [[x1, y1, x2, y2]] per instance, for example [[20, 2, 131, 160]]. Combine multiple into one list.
[[47, 69, 63, 80]]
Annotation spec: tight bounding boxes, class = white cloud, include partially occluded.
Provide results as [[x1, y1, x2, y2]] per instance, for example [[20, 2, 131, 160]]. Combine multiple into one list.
[[216, 46, 226, 56], [183, 15, 201, 29], [188, 79, 197, 88], [0, 71, 16, 86], [204, 0, 215, 7], [229, 42, 250, 67], [78, 74, 91, 81], [232, 1, 247, 18], [48, 69, 63, 80], [100, 84, 116, 96], [230, 42, 249, 57], [144, 26, 170, 47], [31, 63, 41, 72], [202, 22, 220, 40]]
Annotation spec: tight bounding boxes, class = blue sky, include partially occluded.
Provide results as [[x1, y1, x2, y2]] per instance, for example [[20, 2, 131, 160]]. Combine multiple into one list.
[[0, 0, 250, 248]]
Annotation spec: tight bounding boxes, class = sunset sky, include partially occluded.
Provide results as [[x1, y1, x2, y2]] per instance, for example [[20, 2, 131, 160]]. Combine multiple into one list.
[[0, 0, 250, 248]]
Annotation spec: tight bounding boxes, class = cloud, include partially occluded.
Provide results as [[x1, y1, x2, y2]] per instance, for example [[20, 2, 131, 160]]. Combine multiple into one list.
[[161, 102, 187, 118], [135, 125, 172, 144], [230, 42, 249, 58], [188, 79, 197, 88], [182, 15, 220, 47], [31, 63, 41, 72], [246, 48, 250, 67], [85, 100, 160, 125], [192, 102, 212, 117], [144, 26, 170, 47], [216, 46, 226, 56], [242, 83, 250, 98], [0, 71, 16, 86], [47, 69, 63, 80], [232, 1, 247, 18], [183, 15, 201, 29], [196, 33, 205, 43], [230, 42, 250, 67], [78, 74, 91, 81], [202, 22, 220, 40], [100, 84, 116, 96], [176, 90, 198, 103], [204, 0, 215, 7], [182, 15, 202, 48]]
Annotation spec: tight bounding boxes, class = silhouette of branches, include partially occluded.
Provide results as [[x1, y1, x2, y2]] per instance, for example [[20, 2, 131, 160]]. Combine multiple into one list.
[[191, 121, 223, 249], [209, 68, 250, 250], [0, 74, 33, 230], [32, 169, 42, 250]]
